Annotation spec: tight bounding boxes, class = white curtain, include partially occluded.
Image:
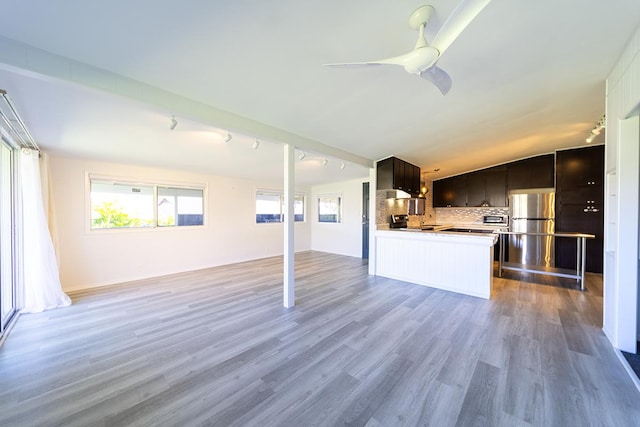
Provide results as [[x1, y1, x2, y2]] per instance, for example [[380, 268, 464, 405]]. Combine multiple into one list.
[[20, 149, 71, 313], [39, 152, 60, 264]]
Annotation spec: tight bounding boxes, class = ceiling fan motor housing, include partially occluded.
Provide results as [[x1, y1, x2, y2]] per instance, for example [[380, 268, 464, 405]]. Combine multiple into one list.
[[399, 46, 440, 74]]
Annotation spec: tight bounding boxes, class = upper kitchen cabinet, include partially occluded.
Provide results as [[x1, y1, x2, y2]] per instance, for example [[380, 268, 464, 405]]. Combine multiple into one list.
[[556, 145, 604, 188], [434, 166, 506, 208], [466, 166, 507, 207], [433, 175, 467, 207], [377, 157, 421, 196], [507, 154, 555, 190]]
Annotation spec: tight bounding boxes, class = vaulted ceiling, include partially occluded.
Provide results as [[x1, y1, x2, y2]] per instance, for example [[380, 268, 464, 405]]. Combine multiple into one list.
[[1, 1, 638, 185]]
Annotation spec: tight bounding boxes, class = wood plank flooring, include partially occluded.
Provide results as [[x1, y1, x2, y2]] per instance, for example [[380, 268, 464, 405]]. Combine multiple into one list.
[[1, 251, 639, 426]]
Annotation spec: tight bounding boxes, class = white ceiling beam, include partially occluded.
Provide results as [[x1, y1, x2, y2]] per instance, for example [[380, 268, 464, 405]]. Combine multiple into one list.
[[0, 35, 373, 169]]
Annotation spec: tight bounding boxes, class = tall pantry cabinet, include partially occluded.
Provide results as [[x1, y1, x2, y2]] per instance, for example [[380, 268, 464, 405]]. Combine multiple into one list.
[[555, 145, 605, 273]]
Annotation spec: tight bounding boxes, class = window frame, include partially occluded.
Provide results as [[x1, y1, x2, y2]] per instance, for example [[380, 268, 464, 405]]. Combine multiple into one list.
[[255, 189, 306, 224], [317, 193, 342, 223], [87, 173, 207, 232]]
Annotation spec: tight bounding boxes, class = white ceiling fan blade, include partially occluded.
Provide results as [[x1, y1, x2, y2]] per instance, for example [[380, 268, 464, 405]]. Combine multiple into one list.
[[324, 62, 394, 69], [324, 54, 409, 69], [431, 0, 492, 56], [420, 66, 452, 95], [325, 47, 440, 75]]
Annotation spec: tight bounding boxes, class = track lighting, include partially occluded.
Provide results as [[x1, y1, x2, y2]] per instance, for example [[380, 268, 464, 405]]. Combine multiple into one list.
[[322, 158, 328, 166], [169, 116, 178, 130], [340, 161, 346, 169], [224, 131, 232, 142], [298, 151, 306, 160], [252, 139, 260, 150], [586, 115, 606, 143]]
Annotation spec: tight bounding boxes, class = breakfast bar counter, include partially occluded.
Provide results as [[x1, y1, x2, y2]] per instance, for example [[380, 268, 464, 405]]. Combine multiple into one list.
[[375, 229, 498, 299]]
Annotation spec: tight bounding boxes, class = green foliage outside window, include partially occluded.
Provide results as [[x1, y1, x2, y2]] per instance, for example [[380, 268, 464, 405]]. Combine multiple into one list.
[[91, 201, 152, 228]]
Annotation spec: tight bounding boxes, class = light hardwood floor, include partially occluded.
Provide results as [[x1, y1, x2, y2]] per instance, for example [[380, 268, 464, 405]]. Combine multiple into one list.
[[1, 251, 638, 426]]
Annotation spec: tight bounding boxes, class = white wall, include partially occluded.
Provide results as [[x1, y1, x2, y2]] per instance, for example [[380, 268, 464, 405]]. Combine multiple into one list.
[[49, 155, 311, 291], [604, 22, 640, 351], [310, 178, 368, 258]]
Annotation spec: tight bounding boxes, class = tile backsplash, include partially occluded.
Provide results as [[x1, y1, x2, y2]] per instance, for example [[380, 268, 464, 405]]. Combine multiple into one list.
[[435, 207, 509, 225], [376, 180, 435, 229], [375, 191, 408, 228]]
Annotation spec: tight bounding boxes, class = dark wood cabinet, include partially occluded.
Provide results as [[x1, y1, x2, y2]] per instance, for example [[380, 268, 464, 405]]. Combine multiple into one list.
[[433, 175, 467, 207], [466, 171, 486, 207], [377, 157, 421, 196], [485, 167, 508, 207], [556, 145, 604, 187], [393, 157, 405, 191], [434, 155, 552, 208], [556, 185, 604, 205], [475, 166, 507, 207], [402, 162, 420, 195], [434, 165, 506, 207], [507, 154, 555, 190], [555, 145, 604, 273], [555, 205, 603, 272]]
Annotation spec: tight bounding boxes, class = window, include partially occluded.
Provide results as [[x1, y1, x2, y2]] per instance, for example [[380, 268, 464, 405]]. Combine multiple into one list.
[[318, 195, 341, 223], [90, 178, 204, 229], [158, 187, 204, 226], [255, 190, 305, 223]]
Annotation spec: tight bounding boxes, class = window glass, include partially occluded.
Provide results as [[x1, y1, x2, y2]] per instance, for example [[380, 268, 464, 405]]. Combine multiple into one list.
[[294, 195, 305, 222], [256, 191, 282, 223], [318, 195, 341, 223], [158, 187, 204, 226], [91, 180, 154, 229], [256, 191, 305, 223]]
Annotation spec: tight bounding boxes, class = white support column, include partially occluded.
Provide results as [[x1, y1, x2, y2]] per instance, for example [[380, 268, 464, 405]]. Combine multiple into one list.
[[283, 144, 295, 307], [368, 166, 377, 275]]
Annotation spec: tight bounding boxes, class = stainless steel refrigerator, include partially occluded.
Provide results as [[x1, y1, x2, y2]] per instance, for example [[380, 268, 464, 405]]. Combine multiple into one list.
[[509, 190, 555, 267]]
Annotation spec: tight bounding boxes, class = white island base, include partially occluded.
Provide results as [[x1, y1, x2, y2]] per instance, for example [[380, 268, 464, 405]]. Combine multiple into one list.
[[375, 230, 497, 299]]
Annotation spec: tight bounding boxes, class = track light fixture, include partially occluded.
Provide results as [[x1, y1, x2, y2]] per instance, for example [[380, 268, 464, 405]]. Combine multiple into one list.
[[322, 158, 328, 166], [586, 115, 606, 143], [252, 139, 260, 150], [169, 116, 178, 130], [224, 131, 232, 142], [298, 151, 306, 160], [340, 161, 346, 169]]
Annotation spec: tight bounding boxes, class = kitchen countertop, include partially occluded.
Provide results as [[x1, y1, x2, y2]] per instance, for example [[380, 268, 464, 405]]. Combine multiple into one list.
[[390, 223, 506, 237], [378, 228, 499, 245]]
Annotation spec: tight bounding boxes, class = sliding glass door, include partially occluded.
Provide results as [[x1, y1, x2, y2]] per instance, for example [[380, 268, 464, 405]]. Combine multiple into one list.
[[0, 139, 17, 337]]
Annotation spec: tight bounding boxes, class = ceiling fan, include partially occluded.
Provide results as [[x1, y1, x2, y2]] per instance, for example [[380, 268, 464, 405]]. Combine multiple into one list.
[[324, 0, 493, 95]]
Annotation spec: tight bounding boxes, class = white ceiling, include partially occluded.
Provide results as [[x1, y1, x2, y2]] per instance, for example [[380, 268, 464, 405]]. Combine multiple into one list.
[[0, 1, 638, 184]]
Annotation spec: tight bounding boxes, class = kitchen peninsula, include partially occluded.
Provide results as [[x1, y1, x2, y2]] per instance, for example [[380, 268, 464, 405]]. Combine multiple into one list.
[[375, 229, 497, 299]]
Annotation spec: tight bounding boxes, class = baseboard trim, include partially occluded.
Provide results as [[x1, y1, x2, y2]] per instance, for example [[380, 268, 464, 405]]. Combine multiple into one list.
[[615, 349, 640, 392]]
